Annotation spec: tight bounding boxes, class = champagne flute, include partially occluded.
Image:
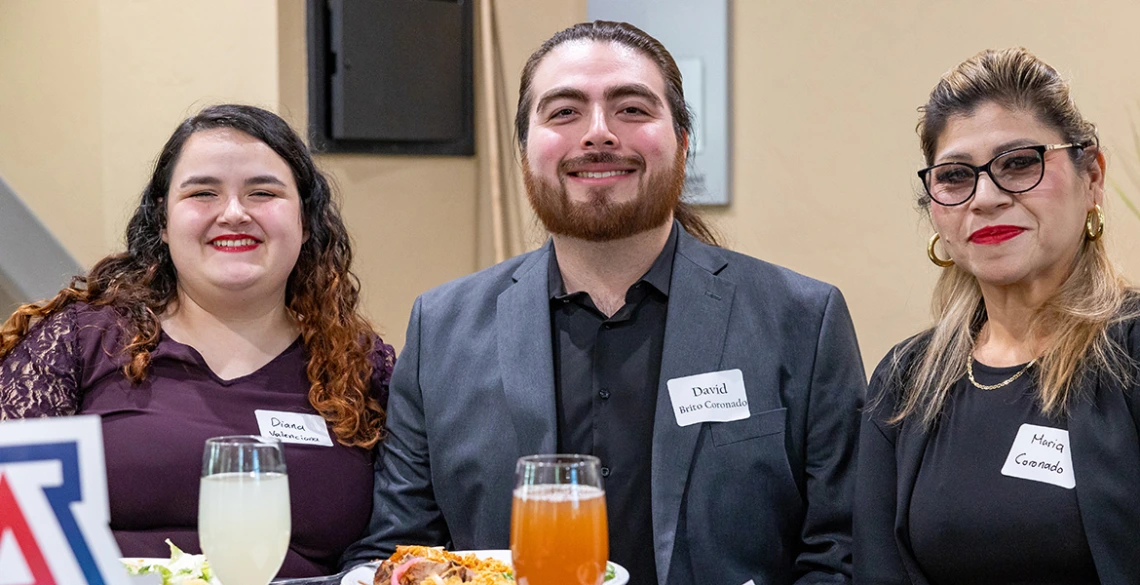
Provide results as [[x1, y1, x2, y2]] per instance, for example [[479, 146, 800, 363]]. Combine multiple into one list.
[[510, 454, 608, 585], [199, 435, 290, 585]]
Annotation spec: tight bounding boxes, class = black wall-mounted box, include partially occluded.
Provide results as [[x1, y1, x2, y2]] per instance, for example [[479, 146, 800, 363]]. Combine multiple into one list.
[[307, 0, 475, 156]]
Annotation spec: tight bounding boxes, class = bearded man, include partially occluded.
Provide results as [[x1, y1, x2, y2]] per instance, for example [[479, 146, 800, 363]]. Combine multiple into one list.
[[342, 21, 865, 585]]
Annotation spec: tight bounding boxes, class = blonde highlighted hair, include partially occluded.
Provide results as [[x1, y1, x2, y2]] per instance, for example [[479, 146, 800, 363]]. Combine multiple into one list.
[[891, 47, 1134, 427]]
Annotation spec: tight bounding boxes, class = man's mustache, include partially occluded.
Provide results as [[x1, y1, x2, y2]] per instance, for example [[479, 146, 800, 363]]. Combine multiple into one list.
[[558, 152, 644, 173]]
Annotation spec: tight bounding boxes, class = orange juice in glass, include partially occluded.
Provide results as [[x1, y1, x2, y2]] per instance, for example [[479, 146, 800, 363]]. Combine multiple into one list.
[[511, 454, 608, 585]]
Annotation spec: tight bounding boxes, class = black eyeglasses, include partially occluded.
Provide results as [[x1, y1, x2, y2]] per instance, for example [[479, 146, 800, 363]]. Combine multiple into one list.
[[918, 143, 1088, 206]]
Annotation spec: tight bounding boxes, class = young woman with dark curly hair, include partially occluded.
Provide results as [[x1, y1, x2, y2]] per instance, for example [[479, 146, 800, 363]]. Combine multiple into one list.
[[0, 104, 393, 578]]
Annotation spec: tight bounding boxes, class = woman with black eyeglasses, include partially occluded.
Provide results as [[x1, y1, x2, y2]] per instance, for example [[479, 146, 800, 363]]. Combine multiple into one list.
[[854, 47, 1140, 585]]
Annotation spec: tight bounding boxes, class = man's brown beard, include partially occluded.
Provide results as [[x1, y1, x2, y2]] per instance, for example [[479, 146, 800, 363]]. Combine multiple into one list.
[[523, 146, 686, 242]]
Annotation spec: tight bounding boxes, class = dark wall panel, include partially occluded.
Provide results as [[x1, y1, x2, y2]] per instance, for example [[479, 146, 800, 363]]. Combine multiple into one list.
[[308, 0, 474, 155]]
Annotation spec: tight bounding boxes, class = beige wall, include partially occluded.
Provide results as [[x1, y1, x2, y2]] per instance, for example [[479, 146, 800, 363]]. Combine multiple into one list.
[[0, 0, 105, 266], [3, 0, 1140, 369]]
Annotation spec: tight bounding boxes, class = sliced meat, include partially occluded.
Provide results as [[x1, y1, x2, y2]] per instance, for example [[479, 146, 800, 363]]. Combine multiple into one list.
[[373, 556, 425, 585], [373, 560, 396, 585], [399, 560, 456, 584], [372, 551, 500, 585], [437, 564, 469, 582]]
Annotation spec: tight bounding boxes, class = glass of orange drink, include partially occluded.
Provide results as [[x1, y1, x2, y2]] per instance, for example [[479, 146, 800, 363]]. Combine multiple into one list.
[[510, 454, 608, 585]]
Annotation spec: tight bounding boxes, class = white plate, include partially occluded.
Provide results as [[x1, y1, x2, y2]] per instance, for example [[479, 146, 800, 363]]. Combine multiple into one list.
[[341, 550, 629, 585], [121, 557, 168, 565], [120, 557, 220, 585], [342, 562, 378, 585]]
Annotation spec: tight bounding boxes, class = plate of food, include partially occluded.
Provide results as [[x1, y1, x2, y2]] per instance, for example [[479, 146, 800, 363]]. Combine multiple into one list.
[[121, 541, 218, 585], [342, 546, 629, 585]]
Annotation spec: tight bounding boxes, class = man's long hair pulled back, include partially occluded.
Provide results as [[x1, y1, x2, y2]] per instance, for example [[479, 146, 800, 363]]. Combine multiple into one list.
[[514, 20, 719, 246]]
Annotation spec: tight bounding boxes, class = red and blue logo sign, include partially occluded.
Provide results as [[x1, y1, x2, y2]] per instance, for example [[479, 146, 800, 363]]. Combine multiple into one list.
[[0, 416, 130, 585]]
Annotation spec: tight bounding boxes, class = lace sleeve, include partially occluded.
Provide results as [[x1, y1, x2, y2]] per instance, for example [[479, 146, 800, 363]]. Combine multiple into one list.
[[369, 336, 396, 409], [0, 308, 82, 419]]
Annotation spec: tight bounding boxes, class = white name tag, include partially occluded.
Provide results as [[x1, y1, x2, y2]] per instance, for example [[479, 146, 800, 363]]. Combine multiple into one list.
[[666, 369, 750, 427], [1000, 423, 1075, 489], [254, 410, 333, 447]]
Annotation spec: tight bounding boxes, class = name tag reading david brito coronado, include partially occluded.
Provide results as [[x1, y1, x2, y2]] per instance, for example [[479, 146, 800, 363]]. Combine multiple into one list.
[[255, 410, 334, 447], [667, 369, 750, 427]]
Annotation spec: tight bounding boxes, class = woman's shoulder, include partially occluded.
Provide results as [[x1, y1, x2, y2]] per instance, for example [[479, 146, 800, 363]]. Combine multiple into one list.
[[1109, 290, 1140, 352], [871, 331, 932, 385], [866, 330, 933, 415], [5, 301, 142, 376], [22, 300, 128, 328], [366, 333, 396, 400], [367, 334, 395, 369], [11, 301, 120, 349], [65, 301, 136, 351], [1, 303, 96, 418]]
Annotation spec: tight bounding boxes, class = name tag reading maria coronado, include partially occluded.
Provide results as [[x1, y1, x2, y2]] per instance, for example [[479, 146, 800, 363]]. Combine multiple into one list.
[[1000, 423, 1075, 489], [667, 369, 750, 427], [255, 410, 333, 447]]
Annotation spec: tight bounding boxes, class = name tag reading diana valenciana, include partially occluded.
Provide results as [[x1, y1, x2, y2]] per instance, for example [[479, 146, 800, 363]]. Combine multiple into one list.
[[666, 369, 750, 427], [255, 410, 334, 447]]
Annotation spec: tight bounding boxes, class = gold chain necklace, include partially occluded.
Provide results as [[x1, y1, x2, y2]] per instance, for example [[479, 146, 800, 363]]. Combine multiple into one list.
[[966, 357, 1036, 390]]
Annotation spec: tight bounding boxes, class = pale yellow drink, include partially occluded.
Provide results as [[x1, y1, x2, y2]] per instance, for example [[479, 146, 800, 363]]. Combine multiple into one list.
[[199, 472, 290, 585]]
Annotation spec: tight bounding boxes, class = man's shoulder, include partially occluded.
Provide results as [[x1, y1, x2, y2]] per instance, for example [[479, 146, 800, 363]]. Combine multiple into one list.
[[416, 246, 547, 309], [682, 239, 839, 305], [731, 250, 833, 292]]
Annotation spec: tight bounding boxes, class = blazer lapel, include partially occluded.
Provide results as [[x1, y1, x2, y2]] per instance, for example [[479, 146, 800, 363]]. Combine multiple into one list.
[[893, 419, 933, 585], [651, 230, 733, 583], [497, 243, 558, 456], [1068, 372, 1140, 584]]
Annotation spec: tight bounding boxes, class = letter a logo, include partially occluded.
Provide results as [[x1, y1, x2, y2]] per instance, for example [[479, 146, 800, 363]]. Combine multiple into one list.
[[0, 473, 56, 585], [0, 417, 131, 585]]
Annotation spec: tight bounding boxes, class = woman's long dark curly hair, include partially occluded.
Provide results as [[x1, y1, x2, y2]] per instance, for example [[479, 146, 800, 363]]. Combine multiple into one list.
[[0, 104, 386, 447]]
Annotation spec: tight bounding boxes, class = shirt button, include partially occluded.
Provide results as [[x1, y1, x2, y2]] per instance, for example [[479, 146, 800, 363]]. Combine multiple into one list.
[[598, 389, 611, 400], [603, 323, 613, 330], [600, 466, 611, 477]]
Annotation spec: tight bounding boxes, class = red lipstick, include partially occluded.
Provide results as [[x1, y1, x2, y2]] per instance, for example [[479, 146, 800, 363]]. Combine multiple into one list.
[[969, 225, 1025, 245]]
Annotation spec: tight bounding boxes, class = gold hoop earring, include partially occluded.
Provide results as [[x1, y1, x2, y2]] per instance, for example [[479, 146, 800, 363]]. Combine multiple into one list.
[[927, 233, 954, 267], [1085, 204, 1105, 241]]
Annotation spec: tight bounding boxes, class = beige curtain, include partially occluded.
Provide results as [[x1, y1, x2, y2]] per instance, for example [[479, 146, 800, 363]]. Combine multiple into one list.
[[477, 0, 535, 265]]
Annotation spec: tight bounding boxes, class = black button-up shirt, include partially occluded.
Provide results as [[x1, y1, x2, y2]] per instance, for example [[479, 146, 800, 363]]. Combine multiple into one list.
[[548, 226, 677, 585]]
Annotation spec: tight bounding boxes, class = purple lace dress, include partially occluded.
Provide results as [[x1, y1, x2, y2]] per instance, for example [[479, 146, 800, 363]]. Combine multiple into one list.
[[0, 303, 394, 577]]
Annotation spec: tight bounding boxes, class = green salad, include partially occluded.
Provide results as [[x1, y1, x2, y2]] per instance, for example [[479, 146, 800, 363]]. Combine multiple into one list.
[[122, 540, 214, 585]]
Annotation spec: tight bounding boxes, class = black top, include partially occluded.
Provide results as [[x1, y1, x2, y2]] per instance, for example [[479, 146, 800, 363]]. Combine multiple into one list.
[[548, 226, 677, 585], [909, 360, 1098, 585]]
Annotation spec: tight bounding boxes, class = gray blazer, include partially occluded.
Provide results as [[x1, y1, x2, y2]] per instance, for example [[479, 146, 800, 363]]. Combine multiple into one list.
[[342, 226, 866, 585]]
